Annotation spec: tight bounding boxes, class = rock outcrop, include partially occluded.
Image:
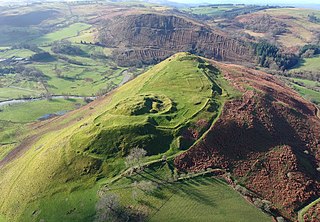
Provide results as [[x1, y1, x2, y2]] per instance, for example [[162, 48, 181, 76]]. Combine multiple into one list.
[[98, 13, 254, 66]]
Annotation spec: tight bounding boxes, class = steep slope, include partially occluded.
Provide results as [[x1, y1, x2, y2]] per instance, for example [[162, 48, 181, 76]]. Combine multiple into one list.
[[98, 13, 254, 66], [0, 53, 226, 221], [175, 62, 320, 221], [0, 52, 318, 222]]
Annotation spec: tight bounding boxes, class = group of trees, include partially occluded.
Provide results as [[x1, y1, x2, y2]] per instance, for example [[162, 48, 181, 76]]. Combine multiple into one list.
[[30, 52, 55, 62], [12, 43, 42, 53], [51, 41, 87, 57], [254, 41, 299, 70], [299, 44, 320, 58]]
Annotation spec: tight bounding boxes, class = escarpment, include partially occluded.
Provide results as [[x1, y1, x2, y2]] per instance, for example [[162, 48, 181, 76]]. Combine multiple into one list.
[[174, 62, 320, 221], [98, 13, 254, 66]]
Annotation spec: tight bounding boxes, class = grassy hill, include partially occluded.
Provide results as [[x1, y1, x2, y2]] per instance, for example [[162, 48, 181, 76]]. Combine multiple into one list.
[[0, 53, 271, 222]]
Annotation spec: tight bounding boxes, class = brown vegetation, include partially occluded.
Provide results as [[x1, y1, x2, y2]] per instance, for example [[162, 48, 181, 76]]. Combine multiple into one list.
[[97, 13, 254, 66], [174, 61, 320, 221]]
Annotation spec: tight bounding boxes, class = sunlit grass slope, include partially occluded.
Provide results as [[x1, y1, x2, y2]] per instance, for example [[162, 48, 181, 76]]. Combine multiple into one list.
[[0, 52, 228, 221]]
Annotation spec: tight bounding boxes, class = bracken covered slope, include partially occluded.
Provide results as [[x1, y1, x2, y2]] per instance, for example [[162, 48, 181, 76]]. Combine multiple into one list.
[[175, 62, 320, 221], [98, 13, 254, 66]]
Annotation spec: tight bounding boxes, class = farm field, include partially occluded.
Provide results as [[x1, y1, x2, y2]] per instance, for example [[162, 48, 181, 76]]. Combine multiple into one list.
[[0, 49, 34, 59], [0, 87, 41, 102], [0, 98, 85, 123], [150, 177, 271, 222], [182, 5, 238, 16], [101, 159, 271, 222], [291, 55, 320, 72], [31, 23, 92, 45]]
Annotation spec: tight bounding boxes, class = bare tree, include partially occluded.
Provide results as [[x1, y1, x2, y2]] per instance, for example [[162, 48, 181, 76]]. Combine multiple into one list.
[[95, 193, 126, 222], [125, 148, 147, 169]]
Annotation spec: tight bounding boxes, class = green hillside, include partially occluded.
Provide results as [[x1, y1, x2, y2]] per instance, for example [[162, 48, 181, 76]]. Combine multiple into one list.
[[0, 53, 269, 222]]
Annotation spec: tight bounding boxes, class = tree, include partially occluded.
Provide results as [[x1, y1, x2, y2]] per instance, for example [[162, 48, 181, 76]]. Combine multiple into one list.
[[95, 193, 125, 222], [125, 148, 147, 169]]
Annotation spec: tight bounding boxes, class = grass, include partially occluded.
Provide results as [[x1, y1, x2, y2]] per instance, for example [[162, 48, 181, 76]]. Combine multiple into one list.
[[182, 5, 243, 16], [0, 53, 235, 221], [20, 185, 99, 222], [32, 23, 91, 45], [288, 81, 320, 104], [0, 98, 85, 123], [68, 28, 96, 43], [102, 162, 271, 222], [150, 177, 270, 222], [0, 48, 35, 58], [0, 87, 41, 101], [0, 121, 24, 144], [291, 55, 320, 72], [31, 61, 125, 96], [0, 144, 15, 161]]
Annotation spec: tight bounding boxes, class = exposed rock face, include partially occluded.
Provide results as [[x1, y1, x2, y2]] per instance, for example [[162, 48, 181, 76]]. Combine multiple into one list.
[[174, 62, 320, 221], [98, 13, 254, 66]]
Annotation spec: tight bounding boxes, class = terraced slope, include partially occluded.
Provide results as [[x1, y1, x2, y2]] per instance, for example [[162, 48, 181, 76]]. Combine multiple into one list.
[[0, 53, 227, 221]]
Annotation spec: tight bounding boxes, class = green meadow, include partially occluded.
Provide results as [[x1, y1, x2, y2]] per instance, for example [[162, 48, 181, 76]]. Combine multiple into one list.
[[0, 98, 85, 123], [292, 55, 320, 72], [32, 23, 92, 45]]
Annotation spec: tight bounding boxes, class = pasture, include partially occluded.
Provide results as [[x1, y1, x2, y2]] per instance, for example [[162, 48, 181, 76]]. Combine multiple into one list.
[[0, 98, 85, 123], [32, 23, 91, 45]]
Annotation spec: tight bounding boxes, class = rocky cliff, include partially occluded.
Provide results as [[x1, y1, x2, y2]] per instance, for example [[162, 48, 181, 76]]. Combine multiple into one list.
[[98, 13, 254, 66]]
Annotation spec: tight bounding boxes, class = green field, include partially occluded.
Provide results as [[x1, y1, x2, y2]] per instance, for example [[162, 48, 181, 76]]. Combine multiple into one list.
[[0, 87, 41, 101], [0, 49, 35, 59], [100, 161, 271, 222], [30, 59, 126, 96], [182, 5, 239, 16], [285, 76, 320, 105], [32, 23, 91, 45], [150, 177, 270, 222], [292, 55, 320, 72], [0, 43, 137, 100], [0, 98, 85, 123], [290, 83, 320, 104]]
